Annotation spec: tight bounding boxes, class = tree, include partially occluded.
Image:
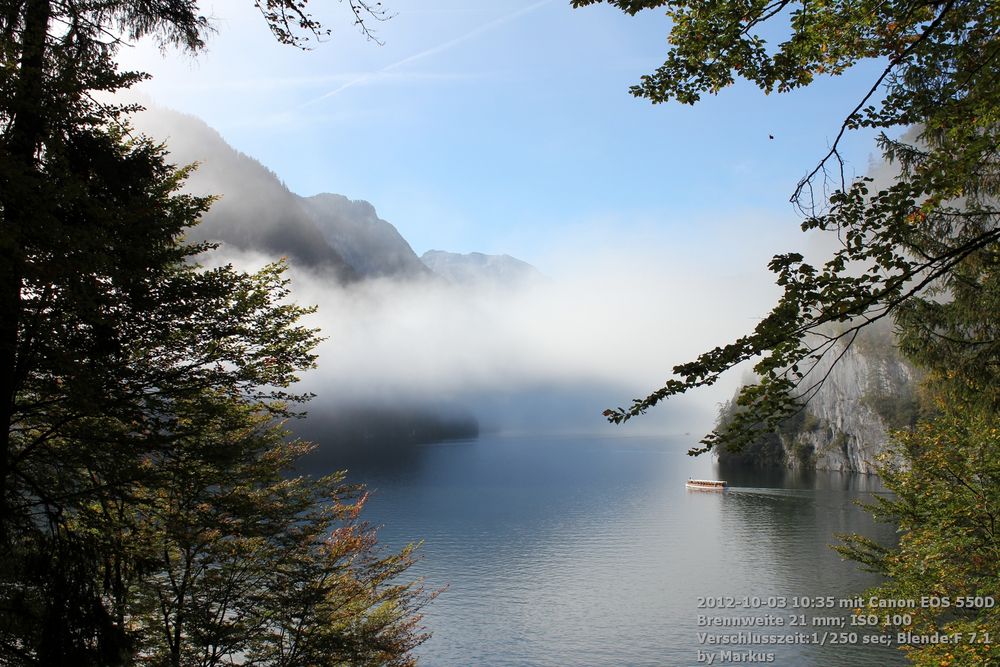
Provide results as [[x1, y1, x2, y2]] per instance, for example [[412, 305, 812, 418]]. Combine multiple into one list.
[[0, 1, 430, 665], [835, 403, 1000, 667], [122, 391, 430, 667], [572, 3, 1000, 663], [0, 123, 320, 661], [575, 0, 1000, 455], [0, 0, 386, 556], [0, 123, 431, 666]]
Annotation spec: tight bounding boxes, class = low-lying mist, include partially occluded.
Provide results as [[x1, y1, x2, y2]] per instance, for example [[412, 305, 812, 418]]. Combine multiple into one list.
[[126, 103, 799, 464], [213, 238, 784, 463]]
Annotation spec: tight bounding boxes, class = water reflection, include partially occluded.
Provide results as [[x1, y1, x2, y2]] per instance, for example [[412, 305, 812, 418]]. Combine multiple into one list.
[[341, 435, 904, 666]]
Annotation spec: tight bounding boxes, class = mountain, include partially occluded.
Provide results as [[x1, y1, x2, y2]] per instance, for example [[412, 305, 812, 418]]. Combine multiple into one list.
[[303, 194, 432, 279], [129, 105, 485, 454], [131, 106, 431, 281], [420, 250, 543, 287]]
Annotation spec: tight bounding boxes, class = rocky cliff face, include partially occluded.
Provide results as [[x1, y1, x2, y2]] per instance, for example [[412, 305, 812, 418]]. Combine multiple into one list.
[[790, 334, 919, 473], [719, 326, 921, 474]]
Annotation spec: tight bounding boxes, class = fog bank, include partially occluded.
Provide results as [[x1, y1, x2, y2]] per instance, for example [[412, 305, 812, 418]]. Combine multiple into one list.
[[215, 236, 785, 454]]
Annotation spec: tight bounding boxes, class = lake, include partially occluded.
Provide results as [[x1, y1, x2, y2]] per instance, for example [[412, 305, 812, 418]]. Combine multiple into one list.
[[341, 434, 906, 666]]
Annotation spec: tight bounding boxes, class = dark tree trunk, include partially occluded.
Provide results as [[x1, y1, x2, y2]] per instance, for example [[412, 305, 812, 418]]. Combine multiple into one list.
[[0, 0, 49, 543]]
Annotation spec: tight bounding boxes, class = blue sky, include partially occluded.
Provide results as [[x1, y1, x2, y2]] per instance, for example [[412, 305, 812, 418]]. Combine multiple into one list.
[[116, 0, 904, 433], [120, 0, 887, 267]]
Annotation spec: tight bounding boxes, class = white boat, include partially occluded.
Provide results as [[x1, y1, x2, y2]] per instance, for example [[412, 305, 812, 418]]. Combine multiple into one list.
[[685, 478, 728, 490]]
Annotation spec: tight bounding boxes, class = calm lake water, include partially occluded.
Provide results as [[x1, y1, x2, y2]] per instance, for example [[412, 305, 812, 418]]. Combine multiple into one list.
[[341, 434, 906, 667]]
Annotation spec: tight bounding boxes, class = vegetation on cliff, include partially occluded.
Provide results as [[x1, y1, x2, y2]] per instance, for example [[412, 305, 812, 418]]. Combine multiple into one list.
[[715, 323, 921, 472]]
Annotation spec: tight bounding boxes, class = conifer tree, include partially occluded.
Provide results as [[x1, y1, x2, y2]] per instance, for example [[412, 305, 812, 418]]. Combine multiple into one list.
[[0, 2, 428, 665]]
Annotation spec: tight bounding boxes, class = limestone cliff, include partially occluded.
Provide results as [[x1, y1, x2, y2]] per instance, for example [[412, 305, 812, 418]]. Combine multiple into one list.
[[717, 324, 922, 474]]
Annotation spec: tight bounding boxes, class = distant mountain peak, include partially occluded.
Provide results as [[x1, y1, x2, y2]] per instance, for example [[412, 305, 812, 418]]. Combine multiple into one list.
[[420, 250, 542, 287]]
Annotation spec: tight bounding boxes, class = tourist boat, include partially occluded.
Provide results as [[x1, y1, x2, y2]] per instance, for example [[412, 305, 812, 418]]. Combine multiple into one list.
[[685, 478, 728, 491]]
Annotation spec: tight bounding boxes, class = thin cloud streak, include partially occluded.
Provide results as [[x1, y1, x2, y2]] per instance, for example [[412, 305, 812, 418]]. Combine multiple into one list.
[[146, 71, 475, 95], [299, 0, 553, 108]]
